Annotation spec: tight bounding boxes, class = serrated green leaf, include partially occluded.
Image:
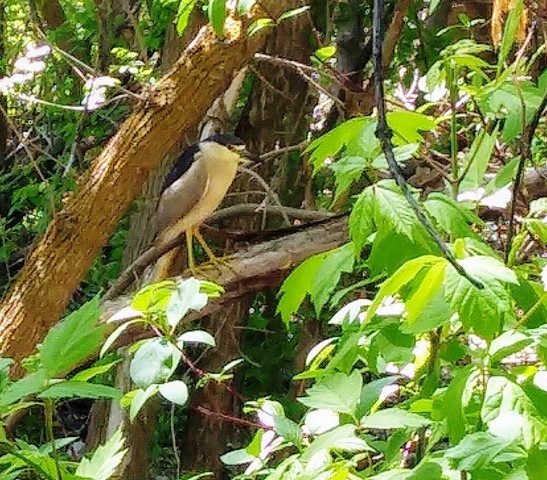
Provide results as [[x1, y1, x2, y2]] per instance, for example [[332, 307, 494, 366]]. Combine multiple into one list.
[[311, 243, 355, 315], [208, 0, 226, 38], [424, 193, 481, 238], [349, 187, 375, 254], [300, 424, 372, 462], [274, 415, 302, 445], [443, 256, 518, 339], [298, 371, 362, 416], [484, 157, 519, 195], [39, 381, 122, 400], [386, 111, 435, 145], [330, 156, 367, 201], [374, 181, 419, 240], [76, 427, 127, 480], [131, 281, 175, 313], [361, 408, 431, 429], [482, 376, 547, 448], [40, 296, 105, 377], [305, 117, 372, 173], [445, 432, 509, 471]]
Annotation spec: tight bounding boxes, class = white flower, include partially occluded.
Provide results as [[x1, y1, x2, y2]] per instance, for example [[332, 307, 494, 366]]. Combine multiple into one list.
[[244, 430, 284, 475], [14, 57, 46, 73], [540, 265, 547, 291]]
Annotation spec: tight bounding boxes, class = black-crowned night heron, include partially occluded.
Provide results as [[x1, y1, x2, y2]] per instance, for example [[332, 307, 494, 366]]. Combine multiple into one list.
[[152, 134, 252, 279]]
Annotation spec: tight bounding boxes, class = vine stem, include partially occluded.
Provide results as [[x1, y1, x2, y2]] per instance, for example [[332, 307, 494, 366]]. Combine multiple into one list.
[[372, 0, 483, 289]]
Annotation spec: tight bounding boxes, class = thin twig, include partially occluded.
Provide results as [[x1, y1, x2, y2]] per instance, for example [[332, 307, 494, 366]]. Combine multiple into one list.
[[239, 165, 292, 226], [505, 91, 547, 261], [259, 140, 310, 162], [372, 0, 483, 289]]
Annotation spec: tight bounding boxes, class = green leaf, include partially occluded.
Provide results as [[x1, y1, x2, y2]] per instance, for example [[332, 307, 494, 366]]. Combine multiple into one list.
[[445, 432, 509, 471], [305, 117, 372, 172], [71, 360, 121, 382], [484, 157, 519, 195], [498, 0, 524, 67], [39, 381, 122, 400], [357, 376, 402, 418], [129, 339, 180, 388], [158, 380, 189, 406], [524, 219, 547, 243], [482, 376, 547, 448], [208, 0, 226, 38], [131, 280, 175, 313], [166, 278, 208, 330], [247, 18, 275, 36], [129, 385, 158, 421], [330, 156, 367, 201], [298, 371, 362, 416], [314, 45, 336, 61], [177, 0, 199, 35], [526, 445, 547, 480], [443, 256, 518, 339], [40, 296, 105, 376], [403, 260, 447, 328], [76, 427, 127, 480], [273, 415, 302, 445], [276, 254, 325, 325], [361, 408, 431, 429], [0, 369, 48, 407], [424, 193, 481, 238], [444, 366, 479, 444], [374, 181, 419, 240], [311, 243, 355, 315], [300, 424, 372, 462], [403, 287, 453, 334], [460, 128, 498, 191], [368, 255, 445, 320], [386, 111, 435, 145], [349, 187, 375, 254], [177, 330, 215, 347], [489, 330, 533, 365], [278, 5, 310, 21]]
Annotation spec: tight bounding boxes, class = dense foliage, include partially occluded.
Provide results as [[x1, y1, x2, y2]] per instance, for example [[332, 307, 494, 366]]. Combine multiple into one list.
[[0, 0, 545, 479]]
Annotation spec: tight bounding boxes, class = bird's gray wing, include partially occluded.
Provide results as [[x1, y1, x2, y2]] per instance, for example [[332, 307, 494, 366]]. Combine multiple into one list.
[[154, 156, 208, 234]]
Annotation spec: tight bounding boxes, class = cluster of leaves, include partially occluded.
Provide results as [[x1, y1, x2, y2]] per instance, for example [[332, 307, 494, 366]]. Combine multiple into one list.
[[0, 277, 222, 479], [220, 6, 547, 479]]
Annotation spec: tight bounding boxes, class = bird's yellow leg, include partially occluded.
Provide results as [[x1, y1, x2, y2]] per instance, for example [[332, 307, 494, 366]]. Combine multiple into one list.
[[186, 229, 196, 271], [193, 229, 240, 276]]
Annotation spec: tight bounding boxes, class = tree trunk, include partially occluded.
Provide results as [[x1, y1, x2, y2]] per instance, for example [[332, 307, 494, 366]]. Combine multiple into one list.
[[0, 0, 298, 375], [179, 12, 314, 477]]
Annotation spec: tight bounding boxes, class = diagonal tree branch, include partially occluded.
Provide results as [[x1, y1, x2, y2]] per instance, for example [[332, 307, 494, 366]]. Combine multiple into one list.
[[0, 0, 300, 373]]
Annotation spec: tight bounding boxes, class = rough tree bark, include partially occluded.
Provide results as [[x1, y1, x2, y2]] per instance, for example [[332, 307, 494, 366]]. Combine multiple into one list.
[[179, 12, 314, 477], [0, 0, 297, 373]]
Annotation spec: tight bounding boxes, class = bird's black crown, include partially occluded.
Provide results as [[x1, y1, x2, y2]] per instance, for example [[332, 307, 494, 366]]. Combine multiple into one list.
[[162, 134, 246, 192]]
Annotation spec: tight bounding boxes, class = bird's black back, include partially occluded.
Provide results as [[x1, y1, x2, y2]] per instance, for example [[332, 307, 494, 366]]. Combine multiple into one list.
[[162, 135, 245, 192]]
